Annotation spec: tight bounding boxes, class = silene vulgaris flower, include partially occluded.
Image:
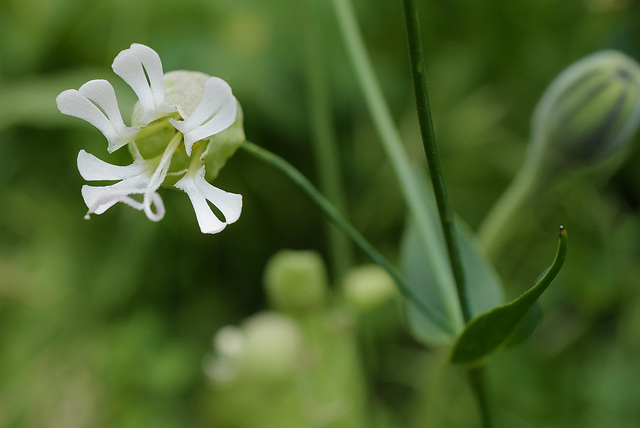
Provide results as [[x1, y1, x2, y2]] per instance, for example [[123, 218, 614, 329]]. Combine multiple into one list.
[[56, 43, 245, 234]]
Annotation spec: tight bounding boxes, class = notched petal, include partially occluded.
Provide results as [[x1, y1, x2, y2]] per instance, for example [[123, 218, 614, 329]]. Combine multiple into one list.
[[174, 166, 242, 234], [77, 149, 149, 181], [168, 76, 238, 156], [77, 150, 165, 222], [57, 79, 139, 152], [112, 43, 176, 125]]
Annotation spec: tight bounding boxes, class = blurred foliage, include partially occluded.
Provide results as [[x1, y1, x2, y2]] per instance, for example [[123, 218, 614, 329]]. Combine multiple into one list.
[[1, 0, 640, 426]]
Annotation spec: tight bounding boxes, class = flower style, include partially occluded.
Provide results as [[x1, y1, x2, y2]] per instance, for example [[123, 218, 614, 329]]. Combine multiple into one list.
[[56, 43, 244, 234]]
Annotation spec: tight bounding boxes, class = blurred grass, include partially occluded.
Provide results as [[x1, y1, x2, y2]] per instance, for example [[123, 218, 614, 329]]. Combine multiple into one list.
[[1, 0, 640, 426]]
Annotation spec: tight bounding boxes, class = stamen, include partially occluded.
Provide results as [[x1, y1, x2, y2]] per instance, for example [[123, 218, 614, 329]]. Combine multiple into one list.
[[141, 132, 183, 221]]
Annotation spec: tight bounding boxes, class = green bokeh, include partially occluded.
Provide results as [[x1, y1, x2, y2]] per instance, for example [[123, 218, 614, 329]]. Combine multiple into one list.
[[1, 0, 640, 426]]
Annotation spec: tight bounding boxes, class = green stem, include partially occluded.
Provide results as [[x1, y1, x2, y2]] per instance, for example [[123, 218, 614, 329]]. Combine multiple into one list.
[[304, 0, 354, 280], [240, 140, 453, 334], [477, 157, 544, 260], [331, 0, 463, 329], [400, 0, 469, 323], [467, 367, 494, 428], [400, 2, 494, 426]]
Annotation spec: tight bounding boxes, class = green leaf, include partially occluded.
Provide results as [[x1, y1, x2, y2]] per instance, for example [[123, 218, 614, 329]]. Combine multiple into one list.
[[450, 227, 568, 365], [402, 220, 504, 345], [400, 165, 503, 346], [504, 302, 542, 348]]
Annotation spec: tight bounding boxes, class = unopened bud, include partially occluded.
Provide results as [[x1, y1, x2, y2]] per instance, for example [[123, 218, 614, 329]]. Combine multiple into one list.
[[240, 312, 303, 382], [532, 50, 640, 167], [263, 250, 328, 314], [342, 265, 396, 313], [205, 313, 302, 385]]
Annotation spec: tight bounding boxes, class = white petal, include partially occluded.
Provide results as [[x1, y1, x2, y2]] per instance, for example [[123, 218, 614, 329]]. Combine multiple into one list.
[[77, 150, 166, 222], [129, 44, 169, 109], [175, 166, 242, 234], [77, 150, 149, 181], [112, 43, 176, 125], [193, 173, 243, 225], [82, 182, 146, 215], [168, 77, 237, 156], [57, 80, 138, 152], [143, 191, 166, 222], [77, 80, 138, 152]]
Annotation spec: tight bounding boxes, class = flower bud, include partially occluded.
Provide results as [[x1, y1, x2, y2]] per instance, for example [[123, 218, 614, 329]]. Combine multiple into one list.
[[263, 250, 328, 314], [342, 265, 396, 313], [240, 313, 303, 382], [531, 50, 640, 167], [204, 313, 303, 385]]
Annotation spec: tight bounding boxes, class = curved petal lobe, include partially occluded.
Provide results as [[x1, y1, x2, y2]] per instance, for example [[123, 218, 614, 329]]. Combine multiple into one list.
[[174, 166, 242, 234], [112, 43, 176, 125], [168, 77, 237, 156], [77, 149, 149, 181], [77, 150, 165, 222], [56, 79, 139, 152]]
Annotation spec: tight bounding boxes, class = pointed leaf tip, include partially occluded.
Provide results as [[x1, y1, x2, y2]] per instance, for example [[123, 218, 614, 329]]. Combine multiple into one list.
[[450, 228, 568, 366]]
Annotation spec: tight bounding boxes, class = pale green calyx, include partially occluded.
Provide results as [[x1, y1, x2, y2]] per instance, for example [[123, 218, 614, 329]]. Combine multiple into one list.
[[531, 50, 640, 168], [56, 43, 246, 234], [342, 265, 396, 313], [263, 250, 328, 314], [204, 312, 303, 384]]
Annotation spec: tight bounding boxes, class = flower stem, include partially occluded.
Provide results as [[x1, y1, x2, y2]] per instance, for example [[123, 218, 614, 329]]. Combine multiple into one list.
[[304, 0, 354, 280], [401, 1, 493, 426], [467, 366, 494, 428], [400, 0, 470, 324], [478, 157, 543, 260], [330, 0, 463, 326], [240, 140, 454, 335]]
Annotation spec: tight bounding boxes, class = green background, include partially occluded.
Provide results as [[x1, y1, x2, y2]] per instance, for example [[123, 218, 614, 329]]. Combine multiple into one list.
[[1, 0, 640, 426]]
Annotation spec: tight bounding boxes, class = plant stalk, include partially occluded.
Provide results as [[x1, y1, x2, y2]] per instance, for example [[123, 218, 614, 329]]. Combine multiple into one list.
[[304, 0, 354, 280], [467, 366, 494, 428], [478, 157, 544, 260], [240, 140, 454, 335], [400, 0, 470, 323], [330, 0, 463, 328], [400, 1, 494, 426]]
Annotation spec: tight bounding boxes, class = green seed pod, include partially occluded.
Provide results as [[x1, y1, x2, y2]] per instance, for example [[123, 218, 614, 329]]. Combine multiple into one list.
[[531, 50, 640, 168], [205, 313, 303, 385], [239, 313, 303, 383], [263, 250, 328, 314], [342, 265, 396, 313]]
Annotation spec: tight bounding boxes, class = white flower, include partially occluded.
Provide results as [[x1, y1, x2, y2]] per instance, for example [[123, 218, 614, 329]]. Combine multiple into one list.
[[168, 76, 237, 156], [175, 166, 242, 234], [57, 43, 244, 234], [111, 43, 177, 126], [77, 149, 165, 221], [56, 79, 139, 153]]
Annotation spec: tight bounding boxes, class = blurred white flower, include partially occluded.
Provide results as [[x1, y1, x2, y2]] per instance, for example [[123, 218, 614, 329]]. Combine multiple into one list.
[[57, 43, 243, 234]]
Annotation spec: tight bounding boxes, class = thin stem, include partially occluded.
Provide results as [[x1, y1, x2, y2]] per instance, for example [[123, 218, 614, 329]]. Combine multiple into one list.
[[240, 140, 454, 335], [304, 0, 354, 280], [400, 2, 493, 426], [467, 367, 494, 428], [400, 0, 470, 323], [478, 157, 544, 260], [331, 0, 463, 329]]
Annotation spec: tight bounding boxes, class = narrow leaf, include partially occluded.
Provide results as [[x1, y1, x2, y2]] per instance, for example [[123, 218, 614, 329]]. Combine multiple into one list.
[[401, 166, 503, 346], [402, 221, 504, 345], [450, 227, 568, 365]]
